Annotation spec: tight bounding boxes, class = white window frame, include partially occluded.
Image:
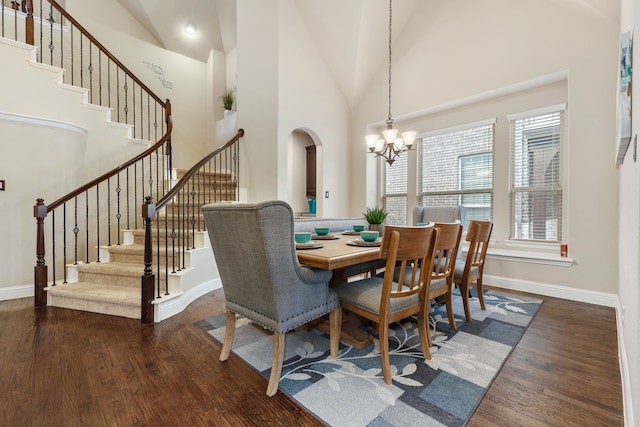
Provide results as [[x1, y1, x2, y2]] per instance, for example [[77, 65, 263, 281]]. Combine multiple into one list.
[[507, 103, 566, 243]]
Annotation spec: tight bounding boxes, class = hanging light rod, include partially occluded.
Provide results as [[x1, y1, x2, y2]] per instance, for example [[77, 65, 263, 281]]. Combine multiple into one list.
[[365, 0, 416, 166]]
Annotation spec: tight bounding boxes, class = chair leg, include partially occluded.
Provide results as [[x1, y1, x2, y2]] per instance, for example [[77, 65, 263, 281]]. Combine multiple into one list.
[[417, 304, 432, 360], [329, 306, 342, 358], [460, 281, 472, 322], [220, 310, 236, 361], [476, 277, 486, 310], [379, 323, 392, 384], [445, 290, 456, 331], [266, 333, 286, 397]]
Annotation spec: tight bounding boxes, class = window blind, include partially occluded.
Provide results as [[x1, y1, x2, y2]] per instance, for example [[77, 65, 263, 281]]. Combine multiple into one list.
[[510, 108, 563, 241]]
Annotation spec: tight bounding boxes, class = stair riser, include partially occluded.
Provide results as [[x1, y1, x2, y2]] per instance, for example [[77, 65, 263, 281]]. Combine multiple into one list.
[[78, 271, 167, 288], [49, 295, 140, 319], [109, 252, 192, 268]]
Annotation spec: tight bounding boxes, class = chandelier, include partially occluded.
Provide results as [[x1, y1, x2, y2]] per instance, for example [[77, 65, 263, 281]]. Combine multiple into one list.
[[365, 0, 416, 166]]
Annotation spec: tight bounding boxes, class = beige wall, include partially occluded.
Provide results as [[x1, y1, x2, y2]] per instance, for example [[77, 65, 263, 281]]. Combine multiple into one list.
[[349, 0, 620, 294]]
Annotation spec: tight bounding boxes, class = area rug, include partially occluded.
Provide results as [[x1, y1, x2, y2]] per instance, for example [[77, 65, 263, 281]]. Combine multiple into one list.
[[195, 289, 542, 427]]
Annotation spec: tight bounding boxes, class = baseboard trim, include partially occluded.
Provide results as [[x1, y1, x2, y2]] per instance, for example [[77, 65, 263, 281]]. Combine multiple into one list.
[[154, 278, 222, 322], [616, 300, 634, 427], [0, 284, 33, 301], [484, 274, 618, 307]]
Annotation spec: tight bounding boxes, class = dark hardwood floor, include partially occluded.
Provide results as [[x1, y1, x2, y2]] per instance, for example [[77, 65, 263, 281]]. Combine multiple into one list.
[[1, 287, 623, 426]]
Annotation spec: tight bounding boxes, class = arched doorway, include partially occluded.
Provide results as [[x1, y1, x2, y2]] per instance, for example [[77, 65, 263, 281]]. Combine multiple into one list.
[[288, 129, 322, 217]]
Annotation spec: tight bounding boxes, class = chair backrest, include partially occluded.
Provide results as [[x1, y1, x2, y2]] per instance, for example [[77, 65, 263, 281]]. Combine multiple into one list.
[[465, 220, 493, 273], [379, 225, 439, 300], [431, 222, 463, 283], [413, 205, 466, 226], [201, 201, 319, 325]]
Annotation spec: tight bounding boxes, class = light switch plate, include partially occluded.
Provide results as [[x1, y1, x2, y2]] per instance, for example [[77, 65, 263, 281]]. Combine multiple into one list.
[[0, 180, 4, 191]]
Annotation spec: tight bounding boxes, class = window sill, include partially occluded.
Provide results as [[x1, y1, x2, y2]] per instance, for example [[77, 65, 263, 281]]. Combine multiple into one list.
[[461, 246, 573, 267]]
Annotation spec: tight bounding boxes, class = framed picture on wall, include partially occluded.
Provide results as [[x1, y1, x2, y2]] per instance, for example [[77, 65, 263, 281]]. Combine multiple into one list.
[[617, 31, 632, 165]]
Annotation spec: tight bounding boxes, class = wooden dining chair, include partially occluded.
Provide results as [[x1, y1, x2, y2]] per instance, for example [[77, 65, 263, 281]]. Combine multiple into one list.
[[201, 201, 342, 397], [389, 222, 463, 336], [454, 220, 493, 322], [333, 225, 439, 384], [426, 222, 463, 339]]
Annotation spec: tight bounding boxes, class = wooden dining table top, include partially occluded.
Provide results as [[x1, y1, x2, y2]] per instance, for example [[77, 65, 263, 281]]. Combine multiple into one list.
[[295, 233, 382, 271]]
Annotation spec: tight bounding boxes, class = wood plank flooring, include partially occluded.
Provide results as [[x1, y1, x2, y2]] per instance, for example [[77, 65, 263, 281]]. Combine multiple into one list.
[[1, 287, 623, 426]]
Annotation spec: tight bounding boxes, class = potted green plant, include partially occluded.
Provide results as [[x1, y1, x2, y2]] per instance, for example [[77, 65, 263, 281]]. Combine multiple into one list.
[[221, 88, 234, 116], [363, 206, 388, 233]]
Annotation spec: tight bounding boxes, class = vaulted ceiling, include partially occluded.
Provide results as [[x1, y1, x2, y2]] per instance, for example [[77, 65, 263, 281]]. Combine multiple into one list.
[[115, 0, 619, 106]]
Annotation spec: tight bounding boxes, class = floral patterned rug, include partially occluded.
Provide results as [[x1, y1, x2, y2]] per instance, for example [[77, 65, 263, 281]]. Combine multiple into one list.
[[196, 289, 542, 426]]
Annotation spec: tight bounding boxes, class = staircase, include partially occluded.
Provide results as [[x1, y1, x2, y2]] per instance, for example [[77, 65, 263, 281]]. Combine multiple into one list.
[[46, 169, 236, 320], [1, 1, 243, 323]]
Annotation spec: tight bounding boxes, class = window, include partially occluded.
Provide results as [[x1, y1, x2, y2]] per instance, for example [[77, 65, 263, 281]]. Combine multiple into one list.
[[509, 105, 564, 242], [418, 120, 494, 230], [381, 151, 407, 225]]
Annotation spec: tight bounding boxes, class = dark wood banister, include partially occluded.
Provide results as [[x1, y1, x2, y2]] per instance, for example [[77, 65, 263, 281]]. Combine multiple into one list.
[[141, 128, 244, 323], [47, 113, 173, 212], [154, 128, 244, 212]]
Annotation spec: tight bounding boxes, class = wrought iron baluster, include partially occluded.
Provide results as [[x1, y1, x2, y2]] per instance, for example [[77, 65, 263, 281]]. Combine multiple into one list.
[[116, 172, 122, 245], [63, 202, 67, 283], [73, 196, 79, 265], [88, 42, 93, 104], [85, 190, 89, 263], [134, 162, 138, 229], [126, 167, 130, 230], [46, 4, 53, 64], [107, 178, 111, 246], [79, 33, 83, 87], [96, 184, 100, 262], [70, 23, 73, 84], [51, 210, 56, 285], [124, 74, 129, 124]]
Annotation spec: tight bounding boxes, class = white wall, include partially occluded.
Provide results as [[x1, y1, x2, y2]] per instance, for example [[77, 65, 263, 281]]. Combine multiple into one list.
[[277, 0, 351, 217], [236, 0, 279, 201], [618, 0, 638, 423]]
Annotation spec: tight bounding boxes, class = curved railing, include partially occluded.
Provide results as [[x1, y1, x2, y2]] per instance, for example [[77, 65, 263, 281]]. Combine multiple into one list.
[[141, 129, 244, 323], [26, 0, 174, 318]]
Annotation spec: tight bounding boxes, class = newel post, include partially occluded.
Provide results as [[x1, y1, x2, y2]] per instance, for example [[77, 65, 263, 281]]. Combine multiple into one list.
[[34, 198, 47, 307], [141, 196, 155, 324]]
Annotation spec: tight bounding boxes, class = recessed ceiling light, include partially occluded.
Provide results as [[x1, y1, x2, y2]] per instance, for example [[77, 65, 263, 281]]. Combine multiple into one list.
[[184, 23, 197, 36]]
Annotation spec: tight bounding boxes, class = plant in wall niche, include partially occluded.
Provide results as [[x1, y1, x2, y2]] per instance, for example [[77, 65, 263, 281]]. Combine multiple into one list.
[[221, 88, 234, 111], [363, 206, 388, 225]]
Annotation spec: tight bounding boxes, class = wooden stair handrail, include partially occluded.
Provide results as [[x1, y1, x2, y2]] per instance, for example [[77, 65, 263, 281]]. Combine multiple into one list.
[[154, 128, 244, 212]]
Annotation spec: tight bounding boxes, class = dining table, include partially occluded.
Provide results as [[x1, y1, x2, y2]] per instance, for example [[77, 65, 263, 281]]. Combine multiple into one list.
[[296, 231, 387, 348]]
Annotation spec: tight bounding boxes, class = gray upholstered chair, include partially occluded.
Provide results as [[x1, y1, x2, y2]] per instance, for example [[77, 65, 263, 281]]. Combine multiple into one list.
[[201, 200, 342, 397], [413, 205, 466, 228]]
